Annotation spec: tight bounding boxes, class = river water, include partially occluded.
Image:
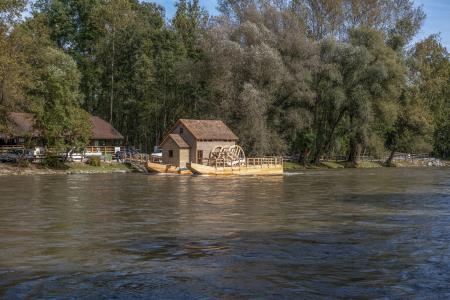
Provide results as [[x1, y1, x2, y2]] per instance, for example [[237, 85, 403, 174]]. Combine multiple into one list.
[[0, 168, 449, 299]]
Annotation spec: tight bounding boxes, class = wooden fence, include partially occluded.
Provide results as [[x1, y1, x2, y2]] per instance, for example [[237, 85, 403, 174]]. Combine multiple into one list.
[[209, 156, 283, 168], [0, 145, 25, 153], [284, 152, 432, 163], [0, 145, 127, 162]]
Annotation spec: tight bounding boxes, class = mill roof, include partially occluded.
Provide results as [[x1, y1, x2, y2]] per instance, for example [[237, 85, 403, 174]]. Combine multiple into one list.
[[178, 119, 238, 141], [161, 134, 190, 148]]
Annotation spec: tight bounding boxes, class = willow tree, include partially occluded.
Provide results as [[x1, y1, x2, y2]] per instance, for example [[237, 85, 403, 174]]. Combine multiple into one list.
[[0, 0, 29, 131], [32, 48, 91, 150], [311, 28, 405, 164], [345, 28, 405, 164], [408, 35, 450, 158], [290, 0, 425, 43], [202, 1, 317, 155]]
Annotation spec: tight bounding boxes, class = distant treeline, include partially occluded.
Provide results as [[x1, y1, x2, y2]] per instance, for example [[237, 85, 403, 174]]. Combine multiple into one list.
[[1, 0, 449, 163]]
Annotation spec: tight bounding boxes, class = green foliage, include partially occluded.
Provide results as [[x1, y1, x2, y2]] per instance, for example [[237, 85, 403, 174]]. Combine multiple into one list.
[[408, 35, 450, 158], [433, 109, 450, 159], [30, 47, 91, 150], [1, 0, 447, 164], [88, 156, 101, 167], [43, 155, 65, 169]]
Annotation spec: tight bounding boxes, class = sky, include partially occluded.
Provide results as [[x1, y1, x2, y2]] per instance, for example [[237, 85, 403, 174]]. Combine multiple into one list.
[[152, 0, 450, 49]]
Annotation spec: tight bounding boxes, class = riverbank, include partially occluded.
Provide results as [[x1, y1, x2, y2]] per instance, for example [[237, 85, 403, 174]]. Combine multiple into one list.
[[0, 162, 134, 176], [283, 159, 449, 171], [1, 159, 448, 176]]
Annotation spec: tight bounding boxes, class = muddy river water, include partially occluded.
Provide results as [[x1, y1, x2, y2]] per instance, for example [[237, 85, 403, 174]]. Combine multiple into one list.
[[0, 168, 449, 298]]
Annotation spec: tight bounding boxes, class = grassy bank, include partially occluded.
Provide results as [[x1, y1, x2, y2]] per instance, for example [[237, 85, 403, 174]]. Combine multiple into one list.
[[283, 159, 448, 171], [283, 160, 383, 170], [0, 162, 134, 176]]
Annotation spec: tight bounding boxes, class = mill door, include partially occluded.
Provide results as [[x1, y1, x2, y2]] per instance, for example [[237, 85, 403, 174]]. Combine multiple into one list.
[[197, 150, 203, 164]]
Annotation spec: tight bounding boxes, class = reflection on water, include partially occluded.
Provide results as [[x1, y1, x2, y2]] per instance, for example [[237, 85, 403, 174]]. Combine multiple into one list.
[[0, 168, 449, 298]]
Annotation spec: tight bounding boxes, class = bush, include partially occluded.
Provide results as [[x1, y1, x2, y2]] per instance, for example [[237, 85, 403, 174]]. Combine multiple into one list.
[[17, 159, 30, 168], [43, 156, 66, 169], [88, 156, 101, 167]]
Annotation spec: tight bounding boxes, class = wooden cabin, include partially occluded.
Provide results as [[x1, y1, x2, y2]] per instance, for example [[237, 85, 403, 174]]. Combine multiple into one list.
[[160, 119, 238, 167], [0, 112, 124, 149]]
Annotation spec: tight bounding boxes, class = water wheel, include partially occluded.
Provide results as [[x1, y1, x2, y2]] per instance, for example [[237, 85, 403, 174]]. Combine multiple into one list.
[[208, 145, 246, 166]]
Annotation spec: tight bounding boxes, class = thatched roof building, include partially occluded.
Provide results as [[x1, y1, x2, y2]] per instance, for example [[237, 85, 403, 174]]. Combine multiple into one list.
[[159, 119, 238, 167], [0, 112, 123, 146]]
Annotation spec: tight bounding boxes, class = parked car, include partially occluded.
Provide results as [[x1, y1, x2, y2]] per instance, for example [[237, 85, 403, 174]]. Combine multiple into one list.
[[126, 147, 140, 156], [0, 149, 34, 163]]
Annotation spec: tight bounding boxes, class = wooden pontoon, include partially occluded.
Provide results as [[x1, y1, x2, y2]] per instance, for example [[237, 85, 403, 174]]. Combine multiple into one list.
[[143, 119, 284, 176], [146, 162, 192, 175], [187, 157, 283, 176]]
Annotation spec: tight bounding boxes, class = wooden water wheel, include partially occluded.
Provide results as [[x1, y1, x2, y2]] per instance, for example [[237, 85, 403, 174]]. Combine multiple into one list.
[[208, 145, 246, 166]]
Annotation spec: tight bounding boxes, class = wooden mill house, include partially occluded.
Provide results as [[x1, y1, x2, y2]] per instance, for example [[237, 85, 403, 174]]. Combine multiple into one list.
[[159, 119, 238, 168]]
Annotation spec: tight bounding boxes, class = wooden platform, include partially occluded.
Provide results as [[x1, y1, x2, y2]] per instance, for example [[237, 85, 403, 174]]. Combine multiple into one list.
[[186, 162, 283, 176], [146, 162, 193, 175]]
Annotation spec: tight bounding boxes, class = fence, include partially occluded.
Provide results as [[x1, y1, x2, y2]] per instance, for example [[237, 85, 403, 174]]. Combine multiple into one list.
[[284, 152, 432, 163], [0, 145, 25, 153], [209, 156, 283, 168], [0, 145, 129, 163]]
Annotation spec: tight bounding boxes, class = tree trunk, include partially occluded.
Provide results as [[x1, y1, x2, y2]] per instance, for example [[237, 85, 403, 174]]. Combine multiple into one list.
[[110, 26, 115, 125], [347, 139, 360, 166], [313, 146, 322, 165], [386, 148, 396, 167], [302, 149, 310, 167]]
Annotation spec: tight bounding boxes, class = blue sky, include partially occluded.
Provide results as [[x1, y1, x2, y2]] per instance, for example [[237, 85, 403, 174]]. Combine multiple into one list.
[[414, 0, 450, 48], [152, 0, 450, 49]]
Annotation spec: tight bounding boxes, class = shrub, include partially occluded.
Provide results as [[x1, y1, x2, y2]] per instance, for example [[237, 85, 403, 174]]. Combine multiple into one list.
[[88, 156, 101, 167], [17, 159, 30, 168], [43, 156, 66, 169]]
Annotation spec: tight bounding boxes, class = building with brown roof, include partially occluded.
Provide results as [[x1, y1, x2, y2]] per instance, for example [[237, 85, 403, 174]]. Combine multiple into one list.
[[0, 112, 123, 147], [159, 119, 238, 167]]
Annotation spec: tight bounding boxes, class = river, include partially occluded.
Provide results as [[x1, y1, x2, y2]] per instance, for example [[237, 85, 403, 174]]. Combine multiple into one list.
[[0, 168, 449, 298]]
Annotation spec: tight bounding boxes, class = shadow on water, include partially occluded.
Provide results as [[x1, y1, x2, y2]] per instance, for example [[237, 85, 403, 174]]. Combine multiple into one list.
[[0, 168, 449, 298]]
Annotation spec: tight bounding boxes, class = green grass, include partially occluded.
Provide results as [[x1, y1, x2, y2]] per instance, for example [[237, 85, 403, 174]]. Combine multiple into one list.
[[355, 161, 383, 168], [320, 161, 345, 169], [284, 160, 384, 170], [65, 162, 132, 172], [283, 161, 304, 170]]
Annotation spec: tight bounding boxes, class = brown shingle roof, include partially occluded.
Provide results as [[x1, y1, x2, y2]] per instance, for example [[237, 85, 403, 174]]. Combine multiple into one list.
[[90, 116, 123, 140], [3, 112, 123, 140], [163, 134, 190, 148], [7, 112, 40, 137], [178, 119, 238, 141]]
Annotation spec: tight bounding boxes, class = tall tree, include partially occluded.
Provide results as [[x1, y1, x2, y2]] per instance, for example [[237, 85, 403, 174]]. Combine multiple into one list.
[[408, 35, 450, 158], [31, 47, 91, 150], [0, 0, 28, 131]]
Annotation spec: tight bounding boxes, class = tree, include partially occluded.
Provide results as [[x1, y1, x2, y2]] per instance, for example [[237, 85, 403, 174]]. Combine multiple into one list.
[[290, 0, 425, 44], [408, 35, 450, 158], [310, 28, 405, 165], [202, 1, 317, 155], [173, 0, 208, 58], [31, 48, 91, 150], [0, 0, 29, 132], [384, 90, 432, 166], [345, 28, 405, 164]]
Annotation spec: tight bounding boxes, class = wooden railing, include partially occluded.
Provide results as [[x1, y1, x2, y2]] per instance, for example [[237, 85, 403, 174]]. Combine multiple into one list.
[[123, 153, 161, 164], [0, 145, 127, 162], [246, 157, 283, 166], [0, 145, 24, 153], [210, 156, 283, 169], [84, 146, 125, 155]]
